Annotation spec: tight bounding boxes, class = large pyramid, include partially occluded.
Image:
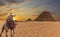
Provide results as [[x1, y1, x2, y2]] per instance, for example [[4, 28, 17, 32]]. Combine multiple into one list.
[[34, 9, 55, 21]]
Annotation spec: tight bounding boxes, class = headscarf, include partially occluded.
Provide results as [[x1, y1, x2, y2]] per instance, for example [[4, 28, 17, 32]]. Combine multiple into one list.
[[7, 13, 13, 21]]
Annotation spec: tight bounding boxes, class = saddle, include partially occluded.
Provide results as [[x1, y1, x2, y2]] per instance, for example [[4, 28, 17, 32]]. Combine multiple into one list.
[[7, 20, 16, 29]]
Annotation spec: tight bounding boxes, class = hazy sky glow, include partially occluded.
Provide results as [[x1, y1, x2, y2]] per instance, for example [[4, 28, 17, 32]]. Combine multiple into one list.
[[0, 0, 60, 21]]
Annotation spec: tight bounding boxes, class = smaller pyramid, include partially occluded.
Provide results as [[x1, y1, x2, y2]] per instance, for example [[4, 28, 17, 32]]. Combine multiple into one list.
[[27, 18, 32, 21], [34, 9, 55, 21]]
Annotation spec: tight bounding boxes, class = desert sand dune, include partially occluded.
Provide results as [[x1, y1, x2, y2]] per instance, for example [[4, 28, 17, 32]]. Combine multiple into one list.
[[0, 21, 60, 37]]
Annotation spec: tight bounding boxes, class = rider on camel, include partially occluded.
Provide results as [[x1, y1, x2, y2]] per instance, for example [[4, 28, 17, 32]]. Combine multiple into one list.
[[6, 13, 17, 29]]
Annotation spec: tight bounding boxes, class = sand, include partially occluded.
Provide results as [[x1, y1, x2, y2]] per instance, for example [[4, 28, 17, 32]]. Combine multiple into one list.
[[0, 21, 60, 37]]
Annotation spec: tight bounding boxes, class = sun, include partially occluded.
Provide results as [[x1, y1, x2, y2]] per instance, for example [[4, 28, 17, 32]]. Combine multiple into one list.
[[13, 17, 16, 21]]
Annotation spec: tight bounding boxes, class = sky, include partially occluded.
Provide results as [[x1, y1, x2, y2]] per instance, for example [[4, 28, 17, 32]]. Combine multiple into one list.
[[0, 0, 60, 21]]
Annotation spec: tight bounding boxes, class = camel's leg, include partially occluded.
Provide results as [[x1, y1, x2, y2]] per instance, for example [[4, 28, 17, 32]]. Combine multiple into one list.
[[6, 30, 8, 37], [12, 29, 15, 37], [5, 26, 8, 37], [0, 26, 5, 37], [10, 30, 13, 37], [10, 28, 15, 37], [13, 29, 15, 35]]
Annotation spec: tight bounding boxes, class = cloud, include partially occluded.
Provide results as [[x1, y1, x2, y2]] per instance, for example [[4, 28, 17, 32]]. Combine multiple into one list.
[[0, 0, 24, 6]]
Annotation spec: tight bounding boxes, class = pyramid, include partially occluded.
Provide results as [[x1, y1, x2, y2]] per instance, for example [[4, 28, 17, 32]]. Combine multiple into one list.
[[27, 18, 32, 21], [34, 9, 55, 21]]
